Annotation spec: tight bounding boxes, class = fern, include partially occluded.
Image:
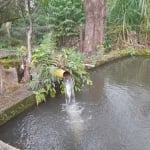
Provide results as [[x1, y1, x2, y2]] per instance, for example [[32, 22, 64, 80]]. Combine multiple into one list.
[[30, 33, 92, 105]]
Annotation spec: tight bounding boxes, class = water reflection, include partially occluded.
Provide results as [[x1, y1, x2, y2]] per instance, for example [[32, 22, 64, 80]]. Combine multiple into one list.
[[103, 57, 150, 88], [0, 57, 150, 150]]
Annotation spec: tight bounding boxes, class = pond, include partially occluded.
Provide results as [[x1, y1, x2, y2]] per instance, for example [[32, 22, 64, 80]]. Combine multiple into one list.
[[0, 56, 150, 150]]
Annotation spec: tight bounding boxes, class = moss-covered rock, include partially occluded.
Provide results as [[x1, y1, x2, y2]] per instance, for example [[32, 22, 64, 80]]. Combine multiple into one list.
[[0, 94, 35, 126]]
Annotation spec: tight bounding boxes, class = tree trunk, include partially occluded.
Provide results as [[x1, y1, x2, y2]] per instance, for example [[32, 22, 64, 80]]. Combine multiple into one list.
[[27, 16, 32, 64], [83, 0, 106, 55], [23, 0, 33, 82]]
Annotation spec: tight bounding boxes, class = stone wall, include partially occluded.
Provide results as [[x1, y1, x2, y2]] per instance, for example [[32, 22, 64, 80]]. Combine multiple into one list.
[[0, 50, 16, 58]]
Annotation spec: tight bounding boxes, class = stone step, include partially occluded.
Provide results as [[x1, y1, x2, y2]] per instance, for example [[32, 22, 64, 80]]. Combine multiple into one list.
[[0, 140, 19, 150], [0, 50, 16, 58]]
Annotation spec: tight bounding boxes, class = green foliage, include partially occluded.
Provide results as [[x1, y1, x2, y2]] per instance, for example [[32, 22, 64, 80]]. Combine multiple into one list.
[[61, 48, 92, 92], [118, 48, 136, 56], [41, 0, 85, 44], [2, 0, 85, 48], [118, 48, 150, 57], [106, 0, 150, 48], [33, 88, 46, 105], [16, 46, 27, 58], [0, 0, 24, 25], [0, 36, 24, 49], [30, 33, 92, 105], [108, 0, 150, 27]]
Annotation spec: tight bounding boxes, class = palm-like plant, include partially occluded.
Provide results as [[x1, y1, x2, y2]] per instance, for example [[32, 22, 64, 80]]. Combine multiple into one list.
[[106, 0, 150, 48]]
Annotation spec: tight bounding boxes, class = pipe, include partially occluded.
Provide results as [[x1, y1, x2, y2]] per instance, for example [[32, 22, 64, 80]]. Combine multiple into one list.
[[54, 63, 94, 78], [54, 68, 71, 78]]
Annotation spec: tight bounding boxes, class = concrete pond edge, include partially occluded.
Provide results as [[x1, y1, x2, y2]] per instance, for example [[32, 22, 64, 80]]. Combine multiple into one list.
[[0, 49, 150, 126], [0, 90, 35, 126]]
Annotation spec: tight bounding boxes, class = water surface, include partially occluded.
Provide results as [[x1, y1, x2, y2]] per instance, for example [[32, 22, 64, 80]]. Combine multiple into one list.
[[0, 56, 150, 150]]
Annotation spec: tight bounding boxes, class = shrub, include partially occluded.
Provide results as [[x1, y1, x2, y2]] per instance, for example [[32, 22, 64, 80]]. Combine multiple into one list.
[[29, 33, 92, 105]]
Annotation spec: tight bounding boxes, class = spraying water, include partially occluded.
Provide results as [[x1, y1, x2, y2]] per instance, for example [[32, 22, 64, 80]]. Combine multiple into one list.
[[63, 75, 75, 105], [63, 71, 84, 122], [63, 74, 84, 148]]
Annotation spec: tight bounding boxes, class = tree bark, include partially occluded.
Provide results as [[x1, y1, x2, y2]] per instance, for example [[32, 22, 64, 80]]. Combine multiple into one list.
[[27, 19, 32, 64], [23, 0, 33, 82], [83, 0, 106, 55]]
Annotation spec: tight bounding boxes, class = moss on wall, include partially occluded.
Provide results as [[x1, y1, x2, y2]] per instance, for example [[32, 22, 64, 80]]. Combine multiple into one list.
[[92, 49, 150, 68], [0, 57, 20, 68], [0, 94, 35, 126]]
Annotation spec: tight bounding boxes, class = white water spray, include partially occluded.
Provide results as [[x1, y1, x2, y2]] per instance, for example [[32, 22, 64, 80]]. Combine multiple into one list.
[[63, 74, 84, 125], [62, 74, 85, 147], [64, 76, 75, 105]]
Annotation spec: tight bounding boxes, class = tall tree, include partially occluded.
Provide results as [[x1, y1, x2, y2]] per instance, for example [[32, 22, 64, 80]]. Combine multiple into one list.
[[36, 0, 106, 55], [83, 0, 106, 55], [23, 0, 34, 82]]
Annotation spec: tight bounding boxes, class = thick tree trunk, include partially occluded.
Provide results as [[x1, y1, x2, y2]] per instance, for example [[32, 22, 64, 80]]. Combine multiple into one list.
[[83, 0, 106, 55]]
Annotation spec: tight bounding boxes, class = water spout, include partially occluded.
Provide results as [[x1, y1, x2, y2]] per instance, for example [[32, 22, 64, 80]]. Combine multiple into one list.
[[63, 74, 75, 105], [54, 68, 75, 105]]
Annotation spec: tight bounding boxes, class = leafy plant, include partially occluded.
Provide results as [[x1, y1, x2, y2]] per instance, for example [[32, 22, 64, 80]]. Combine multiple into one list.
[[106, 0, 150, 48], [30, 33, 92, 105], [40, 0, 85, 46], [61, 48, 92, 92]]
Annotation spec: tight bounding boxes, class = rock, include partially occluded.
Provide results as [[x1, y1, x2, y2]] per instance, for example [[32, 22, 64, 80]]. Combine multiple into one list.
[[0, 65, 19, 95]]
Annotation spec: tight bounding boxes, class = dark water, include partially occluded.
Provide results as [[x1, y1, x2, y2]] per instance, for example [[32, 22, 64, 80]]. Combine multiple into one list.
[[0, 57, 150, 150]]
